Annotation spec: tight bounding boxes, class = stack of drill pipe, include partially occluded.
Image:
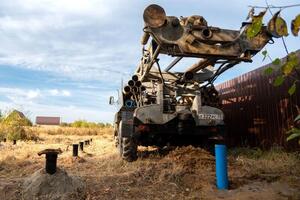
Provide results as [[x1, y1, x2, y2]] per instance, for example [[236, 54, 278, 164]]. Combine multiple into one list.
[[123, 75, 146, 107]]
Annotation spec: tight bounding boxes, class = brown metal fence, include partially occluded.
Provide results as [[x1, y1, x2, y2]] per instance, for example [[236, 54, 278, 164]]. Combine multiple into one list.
[[216, 51, 300, 150]]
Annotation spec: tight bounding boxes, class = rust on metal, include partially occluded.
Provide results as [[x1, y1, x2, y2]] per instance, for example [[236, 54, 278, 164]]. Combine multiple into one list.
[[143, 4, 166, 28], [38, 148, 62, 156], [38, 148, 62, 174]]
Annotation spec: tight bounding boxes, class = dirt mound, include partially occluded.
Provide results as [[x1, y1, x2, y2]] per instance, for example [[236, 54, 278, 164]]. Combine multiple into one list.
[[92, 146, 217, 199], [22, 168, 86, 200]]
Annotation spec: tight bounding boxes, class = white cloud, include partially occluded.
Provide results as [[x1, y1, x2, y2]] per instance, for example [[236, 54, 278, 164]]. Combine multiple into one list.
[[0, 87, 40, 103], [27, 89, 41, 99], [0, 0, 298, 83], [48, 89, 71, 97], [0, 0, 137, 81], [61, 90, 71, 97], [49, 89, 59, 96], [0, 87, 72, 106]]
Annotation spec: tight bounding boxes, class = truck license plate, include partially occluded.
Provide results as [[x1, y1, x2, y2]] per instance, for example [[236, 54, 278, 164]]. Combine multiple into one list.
[[198, 114, 223, 120]]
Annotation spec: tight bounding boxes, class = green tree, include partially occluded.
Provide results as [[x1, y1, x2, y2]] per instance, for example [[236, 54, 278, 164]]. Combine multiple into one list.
[[0, 109, 32, 140]]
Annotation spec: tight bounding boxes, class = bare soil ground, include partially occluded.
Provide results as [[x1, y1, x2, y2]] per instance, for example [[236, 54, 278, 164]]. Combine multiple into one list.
[[0, 129, 299, 200]]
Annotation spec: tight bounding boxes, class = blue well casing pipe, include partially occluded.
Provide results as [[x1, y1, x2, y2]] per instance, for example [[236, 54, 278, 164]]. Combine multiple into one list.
[[215, 144, 229, 189]]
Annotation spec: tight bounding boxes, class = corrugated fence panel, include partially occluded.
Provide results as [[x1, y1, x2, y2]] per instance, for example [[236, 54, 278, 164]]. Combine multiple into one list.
[[216, 51, 300, 150]]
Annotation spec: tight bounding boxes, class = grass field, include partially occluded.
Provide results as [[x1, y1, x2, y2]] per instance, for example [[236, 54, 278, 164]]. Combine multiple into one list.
[[0, 127, 299, 200]]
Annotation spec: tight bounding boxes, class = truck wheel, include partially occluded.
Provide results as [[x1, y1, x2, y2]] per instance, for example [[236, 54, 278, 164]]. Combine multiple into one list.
[[121, 137, 138, 162], [118, 121, 138, 162]]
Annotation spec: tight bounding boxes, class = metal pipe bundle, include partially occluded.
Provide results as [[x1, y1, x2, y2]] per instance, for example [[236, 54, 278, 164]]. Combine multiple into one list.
[[123, 74, 146, 108]]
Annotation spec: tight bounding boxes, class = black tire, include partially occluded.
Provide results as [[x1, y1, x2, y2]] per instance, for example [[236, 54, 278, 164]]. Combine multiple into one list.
[[121, 137, 138, 162], [117, 121, 138, 162]]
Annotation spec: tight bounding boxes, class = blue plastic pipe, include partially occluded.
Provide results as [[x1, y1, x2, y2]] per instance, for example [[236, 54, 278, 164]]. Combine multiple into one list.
[[215, 144, 229, 189]]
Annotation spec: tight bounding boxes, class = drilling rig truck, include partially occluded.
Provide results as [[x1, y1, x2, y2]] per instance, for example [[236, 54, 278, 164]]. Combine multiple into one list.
[[109, 4, 279, 161]]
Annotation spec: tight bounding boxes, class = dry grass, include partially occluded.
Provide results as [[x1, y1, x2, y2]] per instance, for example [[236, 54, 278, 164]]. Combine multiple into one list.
[[29, 126, 112, 136], [0, 126, 112, 143], [0, 127, 299, 200]]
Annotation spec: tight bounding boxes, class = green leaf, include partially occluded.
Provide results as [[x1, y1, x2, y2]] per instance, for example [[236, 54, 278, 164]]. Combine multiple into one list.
[[262, 50, 268, 61], [282, 62, 294, 75], [282, 52, 299, 75], [287, 52, 299, 66], [246, 11, 266, 39], [262, 50, 267, 56], [291, 14, 300, 36], [264, 67, 273, 75], [272, 58, 281, 65], [288, 83, 296, 95], [287, 131, 300, 141], [294, 115, 300, 122], [273, 75, 285, 87]]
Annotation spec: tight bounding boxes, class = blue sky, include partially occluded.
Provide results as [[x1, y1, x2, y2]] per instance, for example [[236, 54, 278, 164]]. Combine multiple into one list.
[[0, 0, 299, 123]]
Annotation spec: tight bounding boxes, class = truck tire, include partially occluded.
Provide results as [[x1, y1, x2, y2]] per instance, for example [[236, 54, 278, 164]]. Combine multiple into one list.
[[118, 121, 138, 162], [121, 137, 138, 162]]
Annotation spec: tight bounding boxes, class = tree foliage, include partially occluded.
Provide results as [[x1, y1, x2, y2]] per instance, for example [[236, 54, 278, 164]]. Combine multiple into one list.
[[246, 6, 300, 95], [246, 7, 299, 39], [2, 110, 32, 126], [64, 120, 112, 128], [247, 3, 300, 144], [0, 109, 33, 141]]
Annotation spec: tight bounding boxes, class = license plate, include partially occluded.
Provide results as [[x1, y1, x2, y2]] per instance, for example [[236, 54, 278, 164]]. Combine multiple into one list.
[[198, 113, 223, 120]]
